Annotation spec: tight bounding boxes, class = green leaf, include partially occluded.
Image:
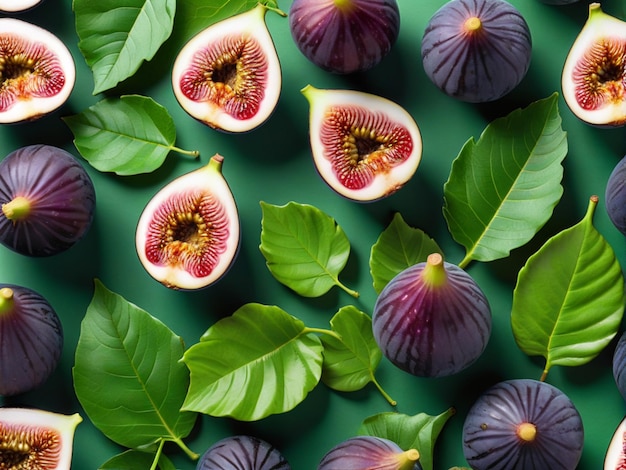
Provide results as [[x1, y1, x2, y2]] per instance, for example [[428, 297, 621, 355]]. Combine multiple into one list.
[[181, 303, 324, 421], [369, 213, 442, 294], [99, 449, 175, 470], [320, 306, 395, 405], [511, 196, 625, 380], [73, 280, 198, 458], [259, 201, 359, 298], [63, 95, 199, 175], [358, 408, 456, 470], [175, 0, 279, 41], [443, 93, 567, 268], [74, 0, 176, 94]]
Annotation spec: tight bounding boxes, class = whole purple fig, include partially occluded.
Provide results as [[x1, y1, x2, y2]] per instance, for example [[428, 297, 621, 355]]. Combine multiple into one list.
[[605, 155, 626, 237], [0, 144, 96, 257], [612, 330, 626, 401], [462, 379, 584, 470], [318, 436, 421, 470], [0, 284, 63, 396], [372, 253, 492, 377], [421, 0, 532, 103], [197, 435, 290, 469], [289, 0, 400, 74]]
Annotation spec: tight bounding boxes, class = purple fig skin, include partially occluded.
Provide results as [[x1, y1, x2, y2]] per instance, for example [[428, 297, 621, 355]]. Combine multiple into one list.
[[421, 0, 532, 103], [289, 0, 400, 74], [612, 331, 626, 401], [372, 253, 492, 378], [0, 284, 63, 396], [605, 155, 626, 237], [318, 436, 421, 470], [462, 379, 584, 470], [196, 435, 291, 470], [0, 144, 96, 257]]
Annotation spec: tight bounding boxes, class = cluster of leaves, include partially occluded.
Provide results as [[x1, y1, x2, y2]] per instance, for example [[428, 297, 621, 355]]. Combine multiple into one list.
[[72, 88, 625, 469]]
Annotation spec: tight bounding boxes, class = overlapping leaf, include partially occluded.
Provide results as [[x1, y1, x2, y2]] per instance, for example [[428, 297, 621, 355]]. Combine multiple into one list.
[[443, 94, 567, 268], [511, 196, 625, 380], [259, 201, 358, 298], [182, 303, 324, 421], [369, 213, 442, 294], [63, 95, 198, 175], [74, 0, 176, 94], [73, 280, 197, 453]]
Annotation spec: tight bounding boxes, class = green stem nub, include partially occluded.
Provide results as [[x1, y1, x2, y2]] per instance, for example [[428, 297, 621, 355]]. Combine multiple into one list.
[[2, 196, 31, 221], [421, 253, 448, 287], [464, 16, 482, 33], [398, 449, 420, 470], [0, 287, 15, 315]]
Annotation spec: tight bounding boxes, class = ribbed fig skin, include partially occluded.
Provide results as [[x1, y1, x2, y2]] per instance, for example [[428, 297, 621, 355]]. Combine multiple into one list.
[[0, 284, 63, 396], [318, 436, 421, 470], [605, 155, 626, 237], [197, 435, 290, 470], [0, 145, 96, 257], [462, 379, 584, 470], [372, 257, 491, 377], [289, 0, 400, 74], [421, 0, 532, 103], [613, 331, 626, 401]]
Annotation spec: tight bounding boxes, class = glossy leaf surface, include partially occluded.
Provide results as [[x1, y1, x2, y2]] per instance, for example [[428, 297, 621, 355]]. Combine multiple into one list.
[[369, 213, 442, 294], [182, 303, 324, 421], [74, 0, 176, 94], [73, 280, 197, 450], [63, 95, 198, 175], [511, 196, 625, 379], [443, 94, 567, 267], [358, 408, 455, 470], [259, 201, 358, 297]]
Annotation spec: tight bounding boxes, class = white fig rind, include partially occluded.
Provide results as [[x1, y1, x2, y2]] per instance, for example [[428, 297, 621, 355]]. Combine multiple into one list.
[[562, 3, 626, 126], [0, 0, 42, 12], [302, 85, 422, 202], [0, 19, 75, 124], [171, 4, 282, 133]]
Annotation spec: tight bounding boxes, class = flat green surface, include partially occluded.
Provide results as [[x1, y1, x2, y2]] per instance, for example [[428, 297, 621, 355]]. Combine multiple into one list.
[[1, 0, 626, 469]]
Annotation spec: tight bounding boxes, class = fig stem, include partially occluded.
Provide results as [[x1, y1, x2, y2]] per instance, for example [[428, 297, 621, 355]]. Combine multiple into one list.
[[398, 449, 420, 470], [171, 436, 200, 461], [2, 196, 31, 221], [171, 146, 200, 158], [371, 374, 397, 406], [0, 287, 14, 315]]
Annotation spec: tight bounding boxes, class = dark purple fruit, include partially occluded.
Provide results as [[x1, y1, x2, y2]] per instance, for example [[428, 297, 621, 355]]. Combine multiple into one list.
[[463, 379, 584, 470], [289, 0, 400, 74], [0, 145, 96, 257], [421, 0, 532, 103], [0, 19, 75, 123], [0, 407, 81, 469], [0, 284, 63, 396], [612, 330, 626, 400], [135, 154, 239, 290], [372, 253, 491, 377], [197, 435, 290, 470], [318, 436, 421, 470], [605, 155, 626, 236], [562, 3, 626, 127], [172, 4, 284, 133]]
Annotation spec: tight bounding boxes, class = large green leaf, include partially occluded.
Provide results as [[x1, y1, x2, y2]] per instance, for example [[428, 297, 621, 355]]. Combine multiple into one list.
[[74, 0, 176, 94], [511, 196, 625, 380], [73, 280, 198, 455], [443, 94, 567, 268], [181, 303, 324, 421], [63, 95, 199, 175], [369, 213, 442, 294], [259, 201, 358, 298], [358, 408, 455, 470], [320, 306, 395, 405]]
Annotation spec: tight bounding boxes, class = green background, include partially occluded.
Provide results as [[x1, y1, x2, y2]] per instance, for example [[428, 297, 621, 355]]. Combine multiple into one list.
[[1, 0, 626, 468]]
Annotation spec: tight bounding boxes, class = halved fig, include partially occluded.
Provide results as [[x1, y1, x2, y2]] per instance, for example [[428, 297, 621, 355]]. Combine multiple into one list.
[[0, 407, 81, 469], [562, 3, 626, 126], [135, 154, 240, 290], [301, 84, 422, 202], [289, 0, 401, 74], [0, 144, 96, 257], [0, 18, 75, 124], [0, 284, 63, 396], [421, 0, 532, 103], [171, 3, 284, 133], [0, 0, 43, 12], [605, 416, 626, 469]]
